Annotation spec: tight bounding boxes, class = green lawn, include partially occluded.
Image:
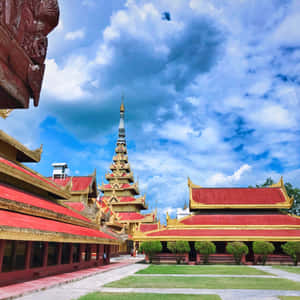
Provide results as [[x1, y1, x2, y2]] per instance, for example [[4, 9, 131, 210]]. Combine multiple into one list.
[[278, 297, 300, 300], [105, 276, 300, 290], [77, 293, 221, 300], [137, 265, 272, 276], [273, 266, 300, 275]]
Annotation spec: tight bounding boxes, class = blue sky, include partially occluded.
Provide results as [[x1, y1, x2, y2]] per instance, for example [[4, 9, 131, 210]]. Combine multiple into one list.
[[1, 0, 300, 220]]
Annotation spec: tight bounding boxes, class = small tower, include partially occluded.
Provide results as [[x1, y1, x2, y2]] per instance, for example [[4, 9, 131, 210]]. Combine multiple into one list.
[[52, 163, 69, 179]]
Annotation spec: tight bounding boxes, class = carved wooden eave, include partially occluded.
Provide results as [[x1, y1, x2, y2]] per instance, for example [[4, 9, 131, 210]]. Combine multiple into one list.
[[105, 171, 134, 182], [188, 176, 293, 210], [113, 154, 128, 162], [115, 145, 127, 153], [0, 226, 119, 245], [0, 196, 96, 229], [0, 0, 60, 109], [0, 130, 42, 162], [0, 160, 71, 199]]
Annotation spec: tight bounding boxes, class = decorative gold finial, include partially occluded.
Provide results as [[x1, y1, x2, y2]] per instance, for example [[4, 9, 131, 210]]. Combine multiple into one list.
[[0, 109, 13, 119], [120, 94, 125, 112]]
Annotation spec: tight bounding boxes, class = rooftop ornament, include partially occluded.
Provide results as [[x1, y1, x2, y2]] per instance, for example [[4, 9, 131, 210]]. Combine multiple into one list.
[[0, 0, 59, 110]]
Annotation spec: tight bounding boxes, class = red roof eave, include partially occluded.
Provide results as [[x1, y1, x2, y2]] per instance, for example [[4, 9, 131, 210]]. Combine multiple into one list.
[[0, 210, 116, 240]]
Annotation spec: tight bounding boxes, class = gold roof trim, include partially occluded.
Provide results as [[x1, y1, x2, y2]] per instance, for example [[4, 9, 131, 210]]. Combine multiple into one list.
[[0, 130, 42, 162], [189, 176, 293, 210], [0, 160, 70, 199]]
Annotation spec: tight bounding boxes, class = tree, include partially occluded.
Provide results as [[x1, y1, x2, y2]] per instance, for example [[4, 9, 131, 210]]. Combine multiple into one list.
[[282, 242, 300, 266], [167, 241, 190, 264], [253, 241, 275, 265], [251, 177, 300, 215], [195, 241, 216, 264], [226, 242, 248, 265], [140, 241, 162, 263]]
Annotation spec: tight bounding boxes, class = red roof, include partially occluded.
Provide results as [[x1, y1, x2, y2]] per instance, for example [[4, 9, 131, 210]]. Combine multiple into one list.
[[65, 202, 85, 212], [0, 183, 90, 222], [102, 183, 133, 189], [0, 210, 116, 240], [146, 228, 300, 238], [122, 184, 131, 188], [50, 176, 94, 192], [119, 196, 136, 202], [0, 157, 59, 190], [140, 223, 159, 232], [192, 187, 286, 205], [180, 214, 300, 226], [118, 212, 145, 221]]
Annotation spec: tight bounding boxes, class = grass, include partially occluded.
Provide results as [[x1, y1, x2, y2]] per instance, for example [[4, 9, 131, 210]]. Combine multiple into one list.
[[77, 293, 221, 300], [137, 265, 272, 275], [105, 276, 300, 290], [278, 297, 300, 300], [273, 266, 300, 275]]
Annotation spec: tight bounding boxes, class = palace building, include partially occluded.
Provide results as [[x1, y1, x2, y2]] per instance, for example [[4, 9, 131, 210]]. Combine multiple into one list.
[[99, 102, 156, 254], [0, 130, 118, 286], [133, 177, 300, 264]]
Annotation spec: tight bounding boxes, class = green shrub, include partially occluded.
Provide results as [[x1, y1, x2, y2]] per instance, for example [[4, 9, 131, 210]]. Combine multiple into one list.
[[253, 241, 275, 265], [226, 242, 248, 265], [195, 241, 216, 264], [282, 242, 300, 266], [140, 241, 162, 263], [167, 241, 190, 264]]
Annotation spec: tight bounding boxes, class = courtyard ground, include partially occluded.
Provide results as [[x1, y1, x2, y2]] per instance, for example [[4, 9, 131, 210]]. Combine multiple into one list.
[[3, 256, 300, 300]]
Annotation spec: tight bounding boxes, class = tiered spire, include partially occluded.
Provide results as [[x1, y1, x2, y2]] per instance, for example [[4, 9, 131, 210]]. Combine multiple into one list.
[[99, 101, 147, 211], [117, 99, 126, 145]]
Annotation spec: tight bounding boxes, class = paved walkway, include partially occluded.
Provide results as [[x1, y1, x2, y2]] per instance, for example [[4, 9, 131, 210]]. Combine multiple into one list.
[[0, 256, 145, 300], [252, 265, 300, 282], [100, 287, 300, 300], [3, 261, 300, 300], [133, 274, 278, 278]]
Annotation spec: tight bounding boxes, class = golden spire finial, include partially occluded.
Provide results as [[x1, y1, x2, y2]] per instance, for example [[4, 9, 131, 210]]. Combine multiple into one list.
[[120, 94, 125, 112], [0, 109, 13, 119]]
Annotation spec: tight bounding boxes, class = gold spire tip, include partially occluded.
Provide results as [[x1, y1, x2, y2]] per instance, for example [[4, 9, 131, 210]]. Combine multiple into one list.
[[120, 94, 125, 112]]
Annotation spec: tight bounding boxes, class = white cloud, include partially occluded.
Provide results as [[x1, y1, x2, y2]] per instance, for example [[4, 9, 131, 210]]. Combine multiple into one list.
[[207, 164, 252, 186], [43, 57, 92, 100], [248, 104, 296, 129], [65, 29, 85, 41]]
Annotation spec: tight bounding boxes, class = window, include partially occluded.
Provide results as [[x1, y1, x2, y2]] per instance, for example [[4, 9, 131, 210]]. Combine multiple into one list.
[[2, 241, 27, 272], [47, 243, 59, 266], [96, 245, 100, 260], [61, 243, 71, 264], [85, 244, 91, 261], [30, 242, 45, 268], [72, 244, 80, 263]]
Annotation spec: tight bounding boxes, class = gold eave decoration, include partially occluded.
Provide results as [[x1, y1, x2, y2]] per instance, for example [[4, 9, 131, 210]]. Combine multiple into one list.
[[188, 177, 294, 210], [0, 160, 70, 199], [0, 130, 43, 162], [0, 226, 119, 245], [133, 234, 300, 242], [0, 109, 13, 119]]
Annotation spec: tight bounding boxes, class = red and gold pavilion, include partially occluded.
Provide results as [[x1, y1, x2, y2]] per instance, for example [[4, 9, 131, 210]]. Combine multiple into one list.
[[134, 177, 300, 263], [99, 103, 156, 253], [0, 131, 118, 286]]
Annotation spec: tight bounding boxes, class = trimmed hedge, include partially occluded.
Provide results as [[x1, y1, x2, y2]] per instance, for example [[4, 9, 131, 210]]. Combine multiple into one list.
[[282, 242, 300, 266], [253, 241, 275, 265], [226, 242, 248, 265], [140, 241, 162, 263], [167, 241, 190, 264], [195, 241, 216, 264]]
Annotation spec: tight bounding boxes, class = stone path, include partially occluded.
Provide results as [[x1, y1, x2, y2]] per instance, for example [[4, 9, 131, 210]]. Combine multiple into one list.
[[252, 265, 300, 282], [133, 274, 278, 278], [16, 263, 147, 300], [0, 256, 145, 300], [3, 261, 300, 300], [100, 287, 300, 300]]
